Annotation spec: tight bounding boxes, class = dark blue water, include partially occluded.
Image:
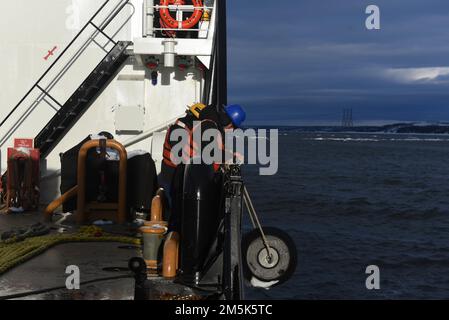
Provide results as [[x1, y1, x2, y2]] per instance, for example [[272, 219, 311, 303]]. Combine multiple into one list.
[[244, 132, 449, 299]]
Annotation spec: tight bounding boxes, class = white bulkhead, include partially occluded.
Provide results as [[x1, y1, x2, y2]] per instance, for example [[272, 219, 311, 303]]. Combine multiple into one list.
[[0, 0, 217, 203]]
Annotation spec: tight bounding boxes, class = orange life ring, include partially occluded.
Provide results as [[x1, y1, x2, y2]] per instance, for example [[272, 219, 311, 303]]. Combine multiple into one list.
[[159, 0, 204, 30]]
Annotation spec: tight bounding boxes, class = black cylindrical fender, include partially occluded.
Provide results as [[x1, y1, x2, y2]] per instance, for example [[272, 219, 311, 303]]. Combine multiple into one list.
[[178, 163, 222, 284]]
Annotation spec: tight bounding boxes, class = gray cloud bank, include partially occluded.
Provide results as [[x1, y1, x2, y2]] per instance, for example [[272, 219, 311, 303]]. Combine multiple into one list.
[[227, 0, 449, 125]]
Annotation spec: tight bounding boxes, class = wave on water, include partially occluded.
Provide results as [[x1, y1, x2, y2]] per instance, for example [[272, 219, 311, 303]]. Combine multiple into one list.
[[387, 208, 446, 221], [310, 137, 381, 142], [245, 132, 449, 299], [306, 137, 449, 142], [271, 128, 449, 141]]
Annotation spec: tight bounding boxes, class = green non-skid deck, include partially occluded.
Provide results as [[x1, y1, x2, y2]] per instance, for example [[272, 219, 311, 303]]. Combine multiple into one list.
[[0, 212, 140, 300]]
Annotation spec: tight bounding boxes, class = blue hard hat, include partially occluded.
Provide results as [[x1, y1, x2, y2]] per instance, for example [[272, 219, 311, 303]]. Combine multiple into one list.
[[225, 104, 246, 127]]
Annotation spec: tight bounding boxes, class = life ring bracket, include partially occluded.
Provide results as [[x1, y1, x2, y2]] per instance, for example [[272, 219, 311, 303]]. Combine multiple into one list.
[[159, 0, 204, 30]]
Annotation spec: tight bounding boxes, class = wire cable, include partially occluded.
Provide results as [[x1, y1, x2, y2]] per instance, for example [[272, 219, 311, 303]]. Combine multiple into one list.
[[0, 274, 133, 300]]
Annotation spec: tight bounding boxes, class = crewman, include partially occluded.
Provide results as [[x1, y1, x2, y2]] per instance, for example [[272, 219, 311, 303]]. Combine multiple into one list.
[[159, 103, 246, 230]]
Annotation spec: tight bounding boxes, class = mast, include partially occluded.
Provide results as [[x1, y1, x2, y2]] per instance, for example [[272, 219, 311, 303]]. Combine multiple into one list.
[[213, 0, 243, 300], [213, 0, 228, 109]]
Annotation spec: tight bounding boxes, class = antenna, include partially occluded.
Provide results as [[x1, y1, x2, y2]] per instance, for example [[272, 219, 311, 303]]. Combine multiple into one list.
[[342, 108, 354, 128]]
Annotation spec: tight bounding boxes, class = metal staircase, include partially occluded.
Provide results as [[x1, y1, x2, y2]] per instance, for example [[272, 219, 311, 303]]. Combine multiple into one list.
[[35, 41, 131, 158], [0, 0, 133, 159]]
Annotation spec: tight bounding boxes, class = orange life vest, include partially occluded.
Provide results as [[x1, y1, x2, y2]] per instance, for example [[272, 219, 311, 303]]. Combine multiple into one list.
[[163, 118, 223, 169]]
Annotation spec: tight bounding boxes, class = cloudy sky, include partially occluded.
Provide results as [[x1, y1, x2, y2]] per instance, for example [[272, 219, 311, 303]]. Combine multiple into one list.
[[227, 0, 449, 125]]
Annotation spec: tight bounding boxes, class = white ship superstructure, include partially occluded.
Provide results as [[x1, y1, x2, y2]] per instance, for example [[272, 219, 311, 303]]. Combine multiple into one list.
[[0, 0, 217, 203]]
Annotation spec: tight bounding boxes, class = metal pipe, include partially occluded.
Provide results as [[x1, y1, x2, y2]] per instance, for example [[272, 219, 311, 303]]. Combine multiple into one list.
[[243, 186, 273, 261], [163, 39, 177, 67], [77, 139, 127, 224], [122, 115, 182, 148], [243, 195, 256, 228], [163, 231, 180, 278], [146, 0, 155, 37], [150, 195, 163, 222], [216, 0, 228, 108], [153, 5, 214, 10], [153, 27, 206, 31], [44, 186, 78, 222], [142, 0, 147, 37]]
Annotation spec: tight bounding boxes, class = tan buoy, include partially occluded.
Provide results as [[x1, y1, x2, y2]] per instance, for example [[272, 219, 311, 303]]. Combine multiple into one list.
[[140, 224, 167, 270], [142, 189, 179, 279], [141, 190, 169, 272]]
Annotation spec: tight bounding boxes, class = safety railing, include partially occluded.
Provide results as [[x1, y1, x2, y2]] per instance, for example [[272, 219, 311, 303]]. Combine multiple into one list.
[[0, 0, 133, 146]]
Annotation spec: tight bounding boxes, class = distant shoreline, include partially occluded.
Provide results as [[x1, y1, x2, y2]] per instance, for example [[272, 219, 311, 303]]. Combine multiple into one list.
[[250, 123, 449, 135]]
